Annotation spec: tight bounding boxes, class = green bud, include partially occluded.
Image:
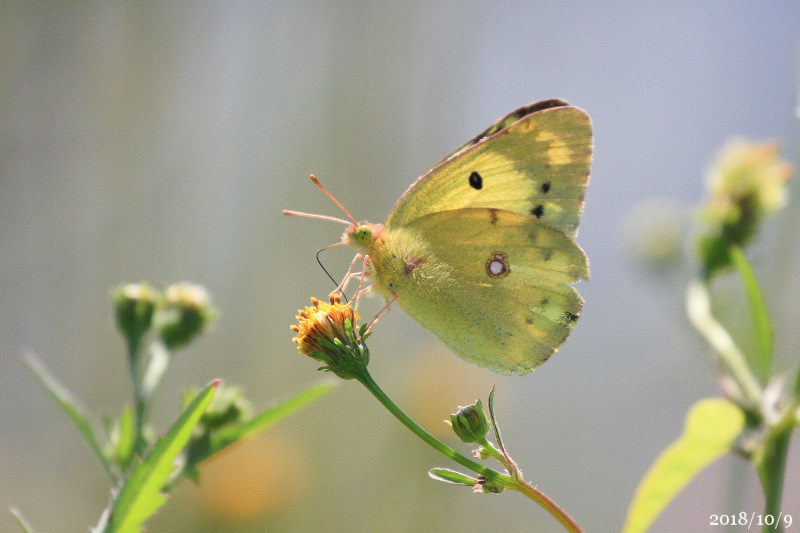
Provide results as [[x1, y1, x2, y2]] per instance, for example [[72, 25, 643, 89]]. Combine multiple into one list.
[[183, 383, 252, 429], [698, 138, 792, 277], [475, 474, 504, 494], [113, 283, 158, 354], [447, 399, 490, 444], [156, 282, 216, 350]]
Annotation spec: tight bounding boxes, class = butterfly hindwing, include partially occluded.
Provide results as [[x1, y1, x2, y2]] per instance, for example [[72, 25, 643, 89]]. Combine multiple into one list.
[[385, 103, 592, 238], [383, 208, 588, 374]]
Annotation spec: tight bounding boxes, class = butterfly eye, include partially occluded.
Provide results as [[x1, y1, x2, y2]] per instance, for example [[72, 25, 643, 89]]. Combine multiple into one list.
[[353, 225, 374, 246]]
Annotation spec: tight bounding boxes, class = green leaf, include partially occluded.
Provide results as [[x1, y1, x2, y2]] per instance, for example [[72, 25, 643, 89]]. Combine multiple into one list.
[[108, 379, 219, 533], [23, 353, 112, 480], [188, 379, 337, 468], [10, 508, 37, 533], [428, 468, 477, 486], [107, 405, 137, 470], [730, 246, 773, 381], [623, 398, 745, 533]]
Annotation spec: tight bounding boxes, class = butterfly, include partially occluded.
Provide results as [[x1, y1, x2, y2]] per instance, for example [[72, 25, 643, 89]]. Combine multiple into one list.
[[285, 99, 592, 375]]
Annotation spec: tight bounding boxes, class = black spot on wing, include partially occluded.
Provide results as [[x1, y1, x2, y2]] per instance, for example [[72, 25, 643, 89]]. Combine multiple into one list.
[[468, 171, 483, 190], [541, 181, 551, 194], [531, 204, 545, 218], [558, 311, 580, 326]]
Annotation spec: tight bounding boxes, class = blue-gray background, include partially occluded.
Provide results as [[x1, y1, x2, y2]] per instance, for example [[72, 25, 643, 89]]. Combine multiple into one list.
[[2, 3, 800, 532]]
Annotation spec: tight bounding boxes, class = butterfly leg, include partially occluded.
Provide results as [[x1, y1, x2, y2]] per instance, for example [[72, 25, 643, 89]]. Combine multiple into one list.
[[330, 253, 367, 299], [350, 255, 375, 311], [361, 292, 398, 336]]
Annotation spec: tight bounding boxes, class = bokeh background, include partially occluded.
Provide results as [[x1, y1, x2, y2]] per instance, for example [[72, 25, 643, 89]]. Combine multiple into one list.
[[3, 3, 800, 532]]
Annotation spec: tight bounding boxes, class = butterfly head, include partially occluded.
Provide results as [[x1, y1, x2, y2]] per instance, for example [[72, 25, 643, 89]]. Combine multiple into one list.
[[344, 222, 385, 252]]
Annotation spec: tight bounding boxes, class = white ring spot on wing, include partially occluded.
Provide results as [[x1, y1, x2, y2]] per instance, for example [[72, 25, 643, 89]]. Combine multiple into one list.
[[485, 252, 510, 279]]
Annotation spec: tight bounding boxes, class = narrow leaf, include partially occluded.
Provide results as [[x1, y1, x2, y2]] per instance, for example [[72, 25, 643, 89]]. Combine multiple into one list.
[[730, 246, 773, 381], [205, 379, 337, 460], [623, 398, 745, 533], [23, 353, 112, 480], [487, 387, 503, 452], [109, 405, 136, 470], [428, 468, 478, 486], [108, 379, 219, 533], [10, 508, 37, 533]]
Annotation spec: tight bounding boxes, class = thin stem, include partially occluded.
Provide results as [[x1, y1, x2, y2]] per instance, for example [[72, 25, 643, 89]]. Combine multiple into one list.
[[476, 438, 509, 467], [127, 338, 148, 455], [354, 367, 582, 533], [756, 397, 799, 532], [512, 473, 583, 533], [756, 430, 792, 532]]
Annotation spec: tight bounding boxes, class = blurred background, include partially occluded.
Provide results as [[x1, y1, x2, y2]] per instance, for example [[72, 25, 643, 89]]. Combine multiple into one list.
[[2, 2, 800, 532]]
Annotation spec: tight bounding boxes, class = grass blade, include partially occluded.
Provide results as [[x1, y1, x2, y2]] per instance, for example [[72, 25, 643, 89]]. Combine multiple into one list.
[[10, 508, 38, 533], [204, 379, 337, 460], [23, 352, 112, 480]]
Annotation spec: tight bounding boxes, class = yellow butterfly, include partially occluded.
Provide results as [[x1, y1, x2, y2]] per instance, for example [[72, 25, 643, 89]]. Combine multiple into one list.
[[285, 99, 592, 375]]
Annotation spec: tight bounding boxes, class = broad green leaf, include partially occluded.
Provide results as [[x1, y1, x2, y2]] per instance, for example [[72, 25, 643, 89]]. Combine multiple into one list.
[[193, 379, 337, 466], [108, 380, 218, 533], [428, 468, 478, 486], [623, 398, 745, 533], [10, 508, 37, 533], [24, 353, 112, 480], [730, 246, 773, 381]]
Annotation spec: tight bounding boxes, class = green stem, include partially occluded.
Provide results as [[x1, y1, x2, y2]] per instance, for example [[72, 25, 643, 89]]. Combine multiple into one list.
[[477, 438, 509, 467], [354, 367, 582, 533], [127, 338, 148, 455], [756, 411, 795, 533]]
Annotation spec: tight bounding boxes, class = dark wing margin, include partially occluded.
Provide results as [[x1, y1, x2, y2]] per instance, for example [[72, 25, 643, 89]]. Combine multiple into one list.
[[433, 99, 572, 167]]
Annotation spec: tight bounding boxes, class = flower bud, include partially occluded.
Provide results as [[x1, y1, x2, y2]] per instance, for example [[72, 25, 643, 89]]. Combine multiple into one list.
[[156, 282, 215, 350], [113, 283, 158, 354], [698, 138, 792, 277], [447, 400, 490, 444]]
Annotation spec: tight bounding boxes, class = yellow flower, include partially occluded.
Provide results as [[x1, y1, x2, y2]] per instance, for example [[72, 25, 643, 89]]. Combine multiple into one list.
[[292, 294, 359, 355], [291, 295, 369, 379]]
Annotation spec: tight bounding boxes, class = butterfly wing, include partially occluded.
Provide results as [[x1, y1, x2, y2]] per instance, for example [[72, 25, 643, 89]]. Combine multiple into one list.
[[386, 208, 589, 375], [384, 101, 592, 238]]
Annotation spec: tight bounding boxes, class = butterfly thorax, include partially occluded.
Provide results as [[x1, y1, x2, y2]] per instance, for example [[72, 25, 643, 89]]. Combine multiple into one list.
[[357, 226, 456, 302]]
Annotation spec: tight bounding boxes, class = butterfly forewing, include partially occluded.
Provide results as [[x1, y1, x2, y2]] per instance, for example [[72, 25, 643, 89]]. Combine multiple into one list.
[[385, 103, 592, 238]]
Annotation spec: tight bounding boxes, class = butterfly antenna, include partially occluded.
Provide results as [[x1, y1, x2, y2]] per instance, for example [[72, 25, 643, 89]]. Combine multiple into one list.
[[281, 209, 351, 225], [308, 175, 358, 225]]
